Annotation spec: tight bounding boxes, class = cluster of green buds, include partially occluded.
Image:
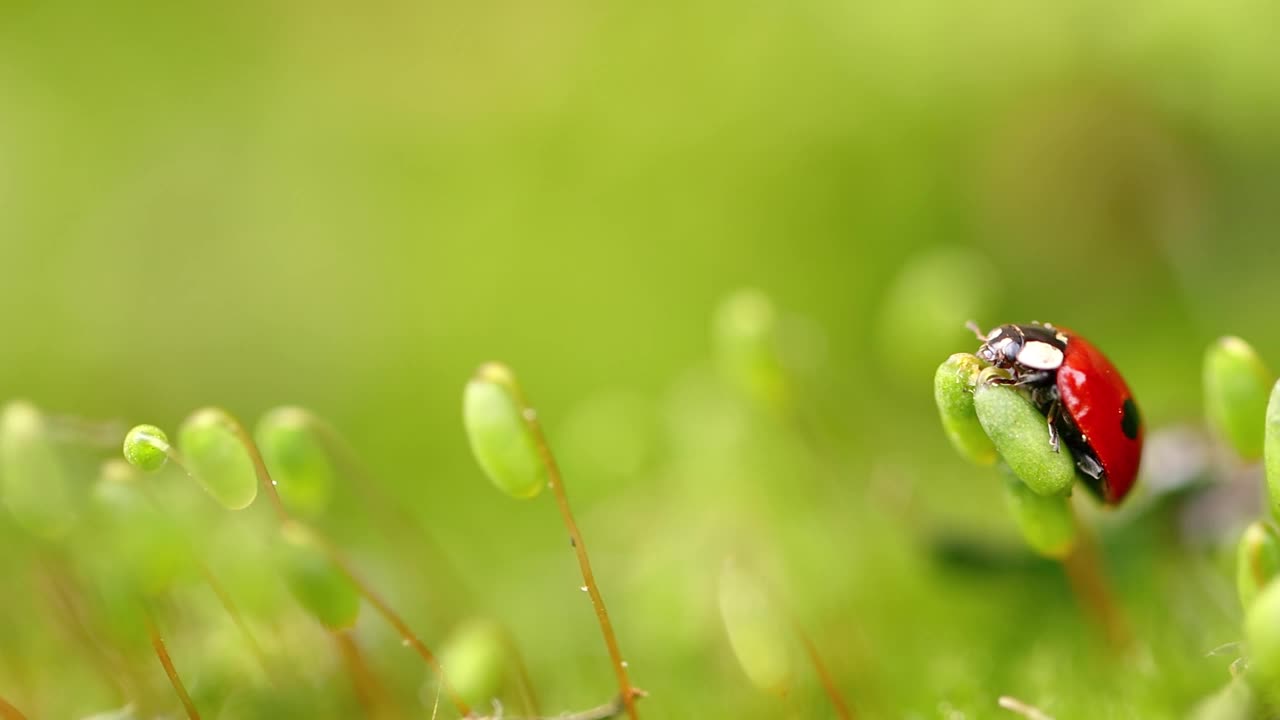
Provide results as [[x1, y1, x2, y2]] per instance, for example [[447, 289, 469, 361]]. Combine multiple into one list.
[[934, 355, 1078, 558], [1194, 337, 1280, 717], [463, 361, 642, 719], [123, 409, 366, 639]]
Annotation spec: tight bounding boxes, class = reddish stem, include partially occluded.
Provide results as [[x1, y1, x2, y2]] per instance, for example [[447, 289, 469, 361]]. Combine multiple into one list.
[[517, 402, 639, 720], [146, 613, 201, 720], [501, 627, 542, 717], [794, 623, 854, 719], [1061, 508, 1133, 652], [0, 696, 28, 720], [219, 413, 471, 715], [334, 630, 388, 718]]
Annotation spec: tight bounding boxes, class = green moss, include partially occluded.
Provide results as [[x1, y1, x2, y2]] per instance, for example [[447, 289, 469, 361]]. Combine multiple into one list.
[[1205, 336, 1272, 461]]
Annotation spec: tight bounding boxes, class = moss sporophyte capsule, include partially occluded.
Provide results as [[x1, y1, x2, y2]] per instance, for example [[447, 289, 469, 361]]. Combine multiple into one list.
[[278, 521, 360, 632], [178, 408, 260, 511], [1, 401, 76, 538], [1205, 336, 1272, 461], [718, 558, 792, 696], [255, 407, 335, 519], [463, 363, 548, 500]]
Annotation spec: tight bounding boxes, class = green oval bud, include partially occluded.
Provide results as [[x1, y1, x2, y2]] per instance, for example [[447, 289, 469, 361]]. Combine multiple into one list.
[[178, 408, 259, 511], [463, 363, 547, 500], [93, 460, 190, 596], [0, 401, 76, 539], [974, 377, 1076, 496], [1244, 578, 1280, 704], [718, 558, 792, 696], [1002, 476, 1076, 558], [1238, 522, 1280, 611], [122, 424, 170, 472], [713, 289, 789, 411], [1189, 677, 1258, 720], [255, 407, 334, 519], [438, 618, 506, 708], [934, 354, 998, 465], [1265, 380, 1280, 518], [278, 521, 360, 631], [1205, 337, 1272, 460]]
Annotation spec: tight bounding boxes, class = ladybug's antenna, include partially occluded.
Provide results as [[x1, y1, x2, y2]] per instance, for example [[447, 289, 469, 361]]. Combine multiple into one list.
[[965, 321, 987, 342]]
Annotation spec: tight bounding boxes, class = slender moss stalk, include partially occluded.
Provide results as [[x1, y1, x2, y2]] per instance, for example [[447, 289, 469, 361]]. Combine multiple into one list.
[[1059, 508, 1132, 652], [0, 696, 27, 720], [334, 630, 390, 718], [196, 563, 275, 683], [144, 610, 200, 720], [39, 561, 132, 704], [277, 409, 476, 615], [518, 400, 640, 719], [793, 623, 854, 719], [230, 413, 473, 717], [501, 627, 542, 717], [320, 542, 470, 715]]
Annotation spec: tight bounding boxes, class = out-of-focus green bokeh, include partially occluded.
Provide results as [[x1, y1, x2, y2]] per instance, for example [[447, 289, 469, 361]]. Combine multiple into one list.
[[2, 1, 1279, 717]]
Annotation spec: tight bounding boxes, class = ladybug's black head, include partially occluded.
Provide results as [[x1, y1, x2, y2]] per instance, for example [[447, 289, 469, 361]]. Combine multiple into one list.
[[974, 324, 1024, 368]]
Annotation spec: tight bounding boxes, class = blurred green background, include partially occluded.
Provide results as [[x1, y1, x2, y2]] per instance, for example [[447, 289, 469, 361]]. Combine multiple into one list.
[[2, 0, 1280, 718]]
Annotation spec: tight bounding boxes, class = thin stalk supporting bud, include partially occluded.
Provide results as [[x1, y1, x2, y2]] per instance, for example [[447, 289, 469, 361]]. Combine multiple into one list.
[[124, 411, 470, 717], [0, 696, 28, 720], [464, 363, 641, 719], [145, 610, 201, 720]]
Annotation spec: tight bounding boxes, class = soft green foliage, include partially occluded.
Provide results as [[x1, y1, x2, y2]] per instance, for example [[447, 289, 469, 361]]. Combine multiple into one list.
[[877, 248, 997, 384], [934, 353, 998, 466], [91, 460, 190, 596], [1189, 678, 1258, 720], [1204, 336, 1272, 460], [177, 408, 259, 511], [714, 289, 789, 411], [718, 558, 792, 696], [1245, 579, 1280, 706], [255, 407, 335, 519], [1237, 522, 1280, 611], [439, 618, 507, 708], [277, 521, 360, 632], [122, 424, 170, 472], [8, 1, 1280, 716], [0, 400, 76, 539], [974, 376, 1076, 496], [463, 363, 546, 500], [1265, 380, 1280, 518], [1002, 476, 1076, 559]]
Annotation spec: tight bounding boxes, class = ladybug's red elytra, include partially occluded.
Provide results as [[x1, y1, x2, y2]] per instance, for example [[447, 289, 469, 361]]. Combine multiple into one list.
[[968, 321, 1143, 505]]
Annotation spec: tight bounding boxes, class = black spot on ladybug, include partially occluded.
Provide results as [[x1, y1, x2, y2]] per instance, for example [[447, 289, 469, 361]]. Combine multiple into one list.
[[1121, 398, 1140, 440]]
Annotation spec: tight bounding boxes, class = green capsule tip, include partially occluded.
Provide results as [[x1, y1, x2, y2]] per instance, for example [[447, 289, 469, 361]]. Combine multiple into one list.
[[1205, 336, 1272, 461], [1238, 521, 1280, 611], [463, 363, 547, 500], [718, 557, 793, 696], [934, 353, 998, 465], [123, 424, 170, 472]]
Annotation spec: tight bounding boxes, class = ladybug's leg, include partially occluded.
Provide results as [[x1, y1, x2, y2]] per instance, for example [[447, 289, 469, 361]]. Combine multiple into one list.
[[1013, 371, 1055, 388], [1076, 453, 1103, 481], [1044, 401, 1061, 454]]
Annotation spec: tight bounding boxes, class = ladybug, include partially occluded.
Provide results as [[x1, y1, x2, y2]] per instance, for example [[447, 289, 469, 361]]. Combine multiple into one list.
[[968, 321, 1143, 505]]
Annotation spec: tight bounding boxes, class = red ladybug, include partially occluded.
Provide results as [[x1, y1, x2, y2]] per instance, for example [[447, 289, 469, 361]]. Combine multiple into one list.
[[968, 321, 1143, 504]]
